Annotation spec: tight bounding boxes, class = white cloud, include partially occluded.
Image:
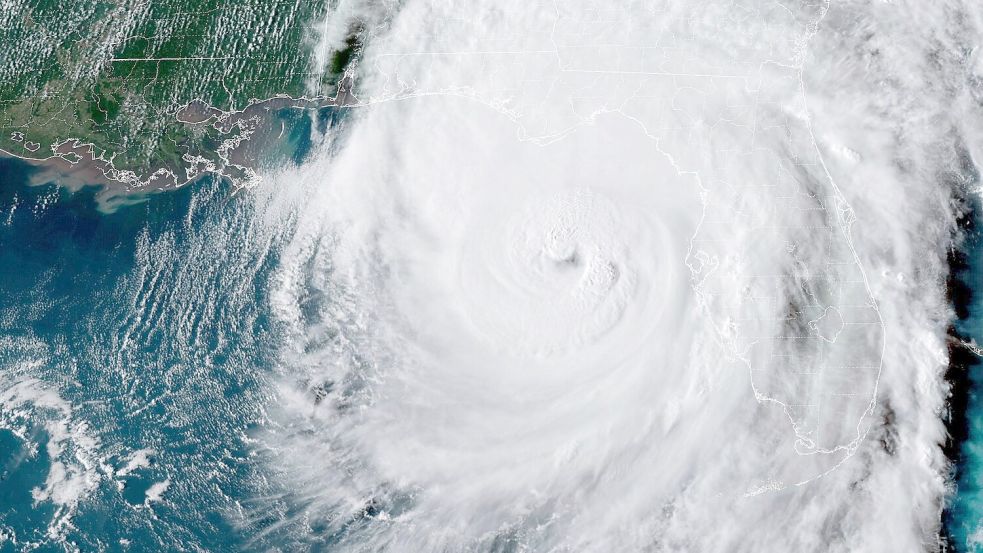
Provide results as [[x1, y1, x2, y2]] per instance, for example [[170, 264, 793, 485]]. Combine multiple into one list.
[[252, 0, 981, 550], [0, 377, 104, 542]]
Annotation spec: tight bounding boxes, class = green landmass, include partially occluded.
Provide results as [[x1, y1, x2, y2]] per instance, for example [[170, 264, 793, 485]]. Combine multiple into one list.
[[0, 0, 364, 187]]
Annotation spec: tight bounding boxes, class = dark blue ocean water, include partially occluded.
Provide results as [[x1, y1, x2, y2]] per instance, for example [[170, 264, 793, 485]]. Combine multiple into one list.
[[0, 165, 267, 551], [947, 195, 983, 551], [4, 103, 978, 551], [0, 107, 337, 551]]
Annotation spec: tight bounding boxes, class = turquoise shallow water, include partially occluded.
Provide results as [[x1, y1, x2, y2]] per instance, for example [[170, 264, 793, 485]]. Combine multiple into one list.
[[945, 186, 983, 550], [0, 108, 338, 551]]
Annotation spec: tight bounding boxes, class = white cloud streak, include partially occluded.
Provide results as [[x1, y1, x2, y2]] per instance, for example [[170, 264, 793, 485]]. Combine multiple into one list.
[[253, 0, 983, 550]]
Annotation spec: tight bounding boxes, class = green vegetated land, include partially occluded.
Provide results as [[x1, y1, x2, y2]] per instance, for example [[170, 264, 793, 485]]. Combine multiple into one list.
[[0, 0, 362, 185]]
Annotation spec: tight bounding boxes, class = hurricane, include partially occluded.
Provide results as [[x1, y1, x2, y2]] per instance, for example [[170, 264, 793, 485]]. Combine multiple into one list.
[[251, 1, 981, 550], [1, 0, 983, 551]]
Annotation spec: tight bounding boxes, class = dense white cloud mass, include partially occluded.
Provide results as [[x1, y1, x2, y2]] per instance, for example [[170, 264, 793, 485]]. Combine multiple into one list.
[[0, 370, 105, 542], [256, 0, 983, 551]]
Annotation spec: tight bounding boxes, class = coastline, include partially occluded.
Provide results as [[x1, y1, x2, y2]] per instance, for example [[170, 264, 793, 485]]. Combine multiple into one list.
[[0, 78, 358, 211]]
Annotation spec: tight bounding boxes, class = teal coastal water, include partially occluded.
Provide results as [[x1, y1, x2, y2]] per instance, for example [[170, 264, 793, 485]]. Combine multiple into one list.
[[946, 190, 983, 551], [1, 165, 265, 551], [0, 107, 340, 551]]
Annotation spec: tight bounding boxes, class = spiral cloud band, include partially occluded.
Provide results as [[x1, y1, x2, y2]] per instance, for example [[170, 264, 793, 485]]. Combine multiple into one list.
[[255, 0, 982, 551], [2, 0, 982, 549]]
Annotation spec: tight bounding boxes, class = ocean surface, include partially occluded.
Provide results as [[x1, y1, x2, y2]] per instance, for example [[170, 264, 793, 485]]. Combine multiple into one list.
[[947, 192, 983, 550], [0, 108, 335, 551], [2, 2, 983, 550], [3, 119, 982, 552]]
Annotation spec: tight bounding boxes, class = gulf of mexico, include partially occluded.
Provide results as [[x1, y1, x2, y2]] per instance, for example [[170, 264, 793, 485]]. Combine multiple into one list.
[[0, 156, 282, 551]]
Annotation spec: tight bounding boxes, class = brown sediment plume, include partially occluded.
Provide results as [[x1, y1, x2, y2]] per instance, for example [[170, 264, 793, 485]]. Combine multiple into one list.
[[0, 76, 360, 204]]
